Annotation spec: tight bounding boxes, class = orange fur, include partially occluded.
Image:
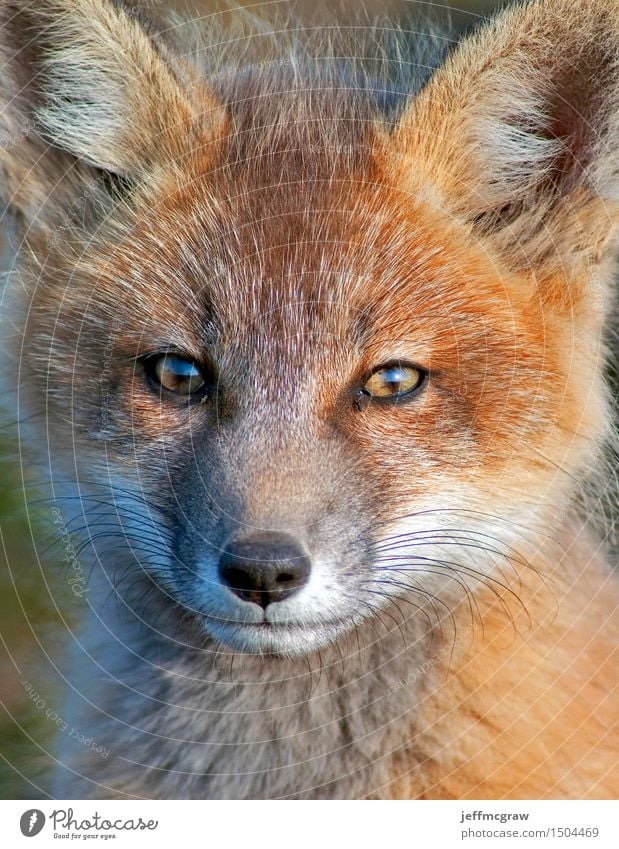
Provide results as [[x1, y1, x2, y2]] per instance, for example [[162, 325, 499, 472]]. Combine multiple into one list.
[[391, 533, 619, 799], [1, 0, 618, 799]]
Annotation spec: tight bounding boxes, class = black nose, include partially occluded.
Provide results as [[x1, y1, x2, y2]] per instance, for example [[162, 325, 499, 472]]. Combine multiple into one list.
[[218, 532, 311, 609]]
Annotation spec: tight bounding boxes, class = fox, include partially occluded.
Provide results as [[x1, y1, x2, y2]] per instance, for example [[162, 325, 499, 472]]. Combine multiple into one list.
[[0, 0, 618, 800]]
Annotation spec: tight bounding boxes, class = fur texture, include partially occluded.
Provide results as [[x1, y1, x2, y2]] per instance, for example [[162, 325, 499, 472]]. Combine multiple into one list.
[[1, 0, 618, 799]]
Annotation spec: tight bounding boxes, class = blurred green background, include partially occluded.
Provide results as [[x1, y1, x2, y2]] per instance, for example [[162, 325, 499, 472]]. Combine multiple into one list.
[[0, 0, 505, 799]]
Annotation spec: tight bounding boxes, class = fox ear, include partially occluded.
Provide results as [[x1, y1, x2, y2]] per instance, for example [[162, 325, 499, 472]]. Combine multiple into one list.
[[0, 0, 223, 220], [394, 0, 619, 274]]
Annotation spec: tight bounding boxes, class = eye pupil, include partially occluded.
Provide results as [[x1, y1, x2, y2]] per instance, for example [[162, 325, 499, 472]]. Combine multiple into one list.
[[362, 362, 425, 401], [150, 354, 206, 396]]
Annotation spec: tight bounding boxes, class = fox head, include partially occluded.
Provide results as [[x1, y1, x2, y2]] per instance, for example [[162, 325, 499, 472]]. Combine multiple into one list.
[[1, 0, 617, 656]]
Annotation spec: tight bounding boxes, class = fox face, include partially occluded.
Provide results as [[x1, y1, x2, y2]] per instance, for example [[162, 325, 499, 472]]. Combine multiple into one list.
[[1, 0, 617, 660]]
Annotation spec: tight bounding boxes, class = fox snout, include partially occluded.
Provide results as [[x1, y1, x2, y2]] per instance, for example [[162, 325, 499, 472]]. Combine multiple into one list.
[[218, 532, 311, 609], [168, 428, 377, 654]]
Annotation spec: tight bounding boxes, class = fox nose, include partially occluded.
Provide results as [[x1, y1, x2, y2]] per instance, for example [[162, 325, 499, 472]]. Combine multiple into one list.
[[218, 532, 311, 609]]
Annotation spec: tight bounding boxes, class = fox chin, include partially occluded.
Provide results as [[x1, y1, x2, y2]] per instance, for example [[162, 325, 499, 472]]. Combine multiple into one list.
[[1, 0, 618, 800]]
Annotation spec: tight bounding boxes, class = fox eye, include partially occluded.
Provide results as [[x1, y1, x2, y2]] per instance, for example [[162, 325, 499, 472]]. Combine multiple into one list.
[[361, 362, 426, 401], [147, 354, 206, 396]]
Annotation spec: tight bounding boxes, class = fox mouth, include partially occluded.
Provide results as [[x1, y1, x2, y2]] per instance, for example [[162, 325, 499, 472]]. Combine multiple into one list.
[[201, 615, 353, 656]]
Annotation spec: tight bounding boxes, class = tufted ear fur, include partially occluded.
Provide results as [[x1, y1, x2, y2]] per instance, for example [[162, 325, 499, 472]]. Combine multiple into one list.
[[0, 0, 224, 228], [393, 0, 619, 280]]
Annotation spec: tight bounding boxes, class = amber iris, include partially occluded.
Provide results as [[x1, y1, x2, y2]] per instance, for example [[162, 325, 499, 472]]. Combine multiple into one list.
[[363, 363, 425, 399], [151, 354, 206, 396]]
